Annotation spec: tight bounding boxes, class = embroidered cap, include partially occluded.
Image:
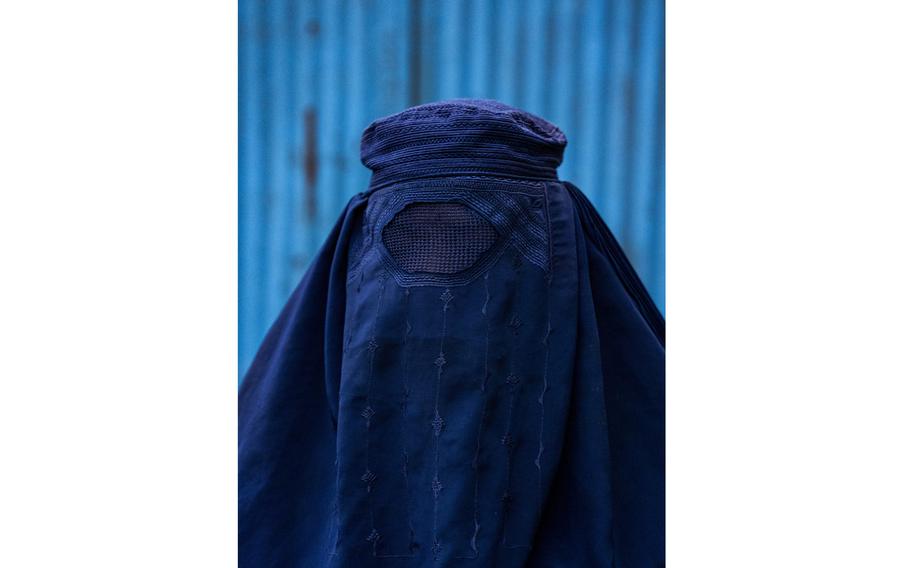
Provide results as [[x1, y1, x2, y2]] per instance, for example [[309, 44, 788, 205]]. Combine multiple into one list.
[[360, 99, 567, 189]]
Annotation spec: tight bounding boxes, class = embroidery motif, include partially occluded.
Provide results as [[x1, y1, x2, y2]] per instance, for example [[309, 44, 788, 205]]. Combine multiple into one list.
[[363, 179, 550, 288], [431, 476, 443, 498], [431, 412, 445, 437]]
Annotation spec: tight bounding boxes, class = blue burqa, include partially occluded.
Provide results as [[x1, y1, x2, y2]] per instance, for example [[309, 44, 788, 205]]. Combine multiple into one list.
[[239, 100, 665, 567]]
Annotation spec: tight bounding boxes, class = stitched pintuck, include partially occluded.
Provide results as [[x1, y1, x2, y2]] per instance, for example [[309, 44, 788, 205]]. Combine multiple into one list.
[[431, 288, 453, 560], [536, 185, 554, 523], [394, 288, 417, 556], [501, 252, 523, 548], [363, 272, 388, 555], [458, 271, 492, 559]]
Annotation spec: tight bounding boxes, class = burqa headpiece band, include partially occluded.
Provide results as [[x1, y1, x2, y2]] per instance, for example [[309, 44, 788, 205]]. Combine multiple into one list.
[[361, 99, 567, 189]]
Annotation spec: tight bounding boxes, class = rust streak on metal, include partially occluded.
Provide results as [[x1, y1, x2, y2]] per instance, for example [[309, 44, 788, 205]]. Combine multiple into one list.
[[303, 107, 318, 221]]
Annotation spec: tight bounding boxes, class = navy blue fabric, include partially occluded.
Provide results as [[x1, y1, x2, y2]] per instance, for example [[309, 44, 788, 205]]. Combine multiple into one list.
[[240, 100, 665, 567], [361, 99, 566, 189]]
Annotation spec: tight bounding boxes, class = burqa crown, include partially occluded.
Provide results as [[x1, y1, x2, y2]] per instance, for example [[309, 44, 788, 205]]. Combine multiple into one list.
[[360, 99, 567, 188]]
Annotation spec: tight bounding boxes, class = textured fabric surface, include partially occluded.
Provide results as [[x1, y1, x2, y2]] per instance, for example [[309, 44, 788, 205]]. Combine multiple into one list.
[[239, 100, 665, 568], [381, 202, 498, 275], [361, 99, 567, 190]]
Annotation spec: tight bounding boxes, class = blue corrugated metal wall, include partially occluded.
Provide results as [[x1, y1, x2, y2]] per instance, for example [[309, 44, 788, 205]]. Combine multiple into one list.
[[239, 0, 665, 376]]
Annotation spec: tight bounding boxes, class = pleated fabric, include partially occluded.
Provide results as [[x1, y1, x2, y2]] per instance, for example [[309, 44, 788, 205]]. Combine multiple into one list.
[[240, 100, 665, 567]]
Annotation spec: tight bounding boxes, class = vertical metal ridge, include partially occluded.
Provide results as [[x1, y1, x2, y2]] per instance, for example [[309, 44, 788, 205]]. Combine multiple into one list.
[[627, 0, 662, 287], [238, 0, 260, 377]]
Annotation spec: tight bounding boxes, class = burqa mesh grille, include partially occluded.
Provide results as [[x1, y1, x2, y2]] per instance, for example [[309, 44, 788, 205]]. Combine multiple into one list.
[[382, 203, 498, 275]]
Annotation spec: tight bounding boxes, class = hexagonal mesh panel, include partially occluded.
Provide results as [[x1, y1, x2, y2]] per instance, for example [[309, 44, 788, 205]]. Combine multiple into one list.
[[381, 202, 498, 274]]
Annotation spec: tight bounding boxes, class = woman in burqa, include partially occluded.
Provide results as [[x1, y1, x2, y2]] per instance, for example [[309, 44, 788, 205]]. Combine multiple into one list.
[[239, 100, 665, 567]]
